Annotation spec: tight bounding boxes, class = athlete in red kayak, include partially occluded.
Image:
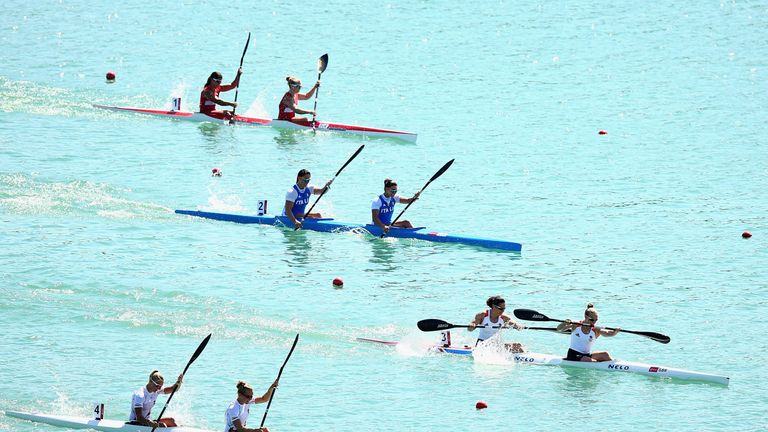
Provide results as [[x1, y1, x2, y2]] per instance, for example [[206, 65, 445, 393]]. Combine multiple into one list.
[[199, 68, 242, 118], [277, 76, 319, 122]]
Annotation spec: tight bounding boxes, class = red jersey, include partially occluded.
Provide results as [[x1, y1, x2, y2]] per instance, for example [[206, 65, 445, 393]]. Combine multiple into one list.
[[278, 91, 298, 120], [199, 85, 221, 113]]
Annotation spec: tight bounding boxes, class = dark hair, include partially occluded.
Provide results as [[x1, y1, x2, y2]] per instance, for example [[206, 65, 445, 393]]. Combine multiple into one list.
[[296, 169, 311, 182], [486, 295, 505, 308], [384, 179, 397, 189], [206, 71, 223, 86], [286, 76, 300, 85]]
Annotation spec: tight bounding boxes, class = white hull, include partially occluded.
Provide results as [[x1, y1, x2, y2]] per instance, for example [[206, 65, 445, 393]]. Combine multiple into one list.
[[435, 346, 729, 385], [92, 104, 418, 142], [4, 411, 214, 432]]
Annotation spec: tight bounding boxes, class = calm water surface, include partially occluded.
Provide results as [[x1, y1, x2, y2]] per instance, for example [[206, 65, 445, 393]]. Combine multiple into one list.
[[1, 1, 766, 431]]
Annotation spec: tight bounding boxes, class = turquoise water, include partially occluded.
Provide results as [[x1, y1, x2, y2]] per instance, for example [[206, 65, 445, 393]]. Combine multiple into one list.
[[1, 1, 767, 431]]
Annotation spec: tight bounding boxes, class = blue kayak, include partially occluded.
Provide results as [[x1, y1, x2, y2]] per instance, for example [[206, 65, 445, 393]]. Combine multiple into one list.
[[175, 210, 522, 252]]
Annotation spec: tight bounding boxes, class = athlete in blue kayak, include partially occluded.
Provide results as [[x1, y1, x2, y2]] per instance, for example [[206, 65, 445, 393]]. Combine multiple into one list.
[[283, 169, 333, 229], [371, 178, 420, 234]]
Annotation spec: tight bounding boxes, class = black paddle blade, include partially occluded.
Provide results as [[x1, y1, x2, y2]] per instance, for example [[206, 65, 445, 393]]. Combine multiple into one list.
[[430, 159, 455, 182], [318, 54, 329, 73], [240, 32, 251, 64], [627, 330, 670, 344], [417, 319, 460, 332], [513, 309, 553, 322], [183, 333, 212, 375]]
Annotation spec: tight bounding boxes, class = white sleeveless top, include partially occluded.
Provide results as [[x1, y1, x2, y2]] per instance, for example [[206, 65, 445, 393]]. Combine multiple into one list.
[[569, 326, 596, 354], [477, 309, 504, 341], [224, 400, 251, 432]]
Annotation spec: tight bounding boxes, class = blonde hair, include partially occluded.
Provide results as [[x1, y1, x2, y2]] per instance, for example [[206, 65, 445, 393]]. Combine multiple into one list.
[[584, 303, 598, 320]]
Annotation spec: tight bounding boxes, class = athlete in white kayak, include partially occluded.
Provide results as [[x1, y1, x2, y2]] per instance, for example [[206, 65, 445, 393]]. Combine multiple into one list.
[[283, 169, 333, 229], [555, 303, 621, 362], [468, 295, 525, 352], [371, 178, 421, 234], [277, 76, 319, 122], [225, 379, 279, 432], [200, 69, 243, 119], [127, 370, 182, 428]]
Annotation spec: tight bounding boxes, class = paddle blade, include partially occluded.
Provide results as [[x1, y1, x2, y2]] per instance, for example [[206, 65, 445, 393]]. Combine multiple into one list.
[[627, 330, 670, 344], [240, 32, 251, 64], [318, 54, 329, 73], [182, 333, 212, 375], [430, 159, 455, 182], [417, 319, 459, 332], [513, 309, 554, 322]]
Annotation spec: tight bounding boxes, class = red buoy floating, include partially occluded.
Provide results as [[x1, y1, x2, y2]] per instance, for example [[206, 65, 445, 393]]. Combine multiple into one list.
[[476, 400, 488, 410], [332, 277, 344, 288], [212, 167, 222, 177], [105, 71, 116, 82], [742, 231, 752, 239], [598, 130, 608, 135]]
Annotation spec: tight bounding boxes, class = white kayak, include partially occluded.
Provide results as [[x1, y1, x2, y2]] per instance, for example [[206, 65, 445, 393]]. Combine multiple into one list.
[[357, 338, 730, 385], [92, 104, 418, 143], [4, 411, 214, 432]]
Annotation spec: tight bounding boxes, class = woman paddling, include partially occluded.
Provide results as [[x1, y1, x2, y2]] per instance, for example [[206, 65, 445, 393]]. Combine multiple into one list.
[[225, 380, 279, 432], [199, 68, 243, 118], [468, 295, 525, 352], [371, 179, 421, 234], [555, 303, 621, 362], [127, 370, 183, 428], [283, 169, 333, 229], [277, 76, 319, 122]]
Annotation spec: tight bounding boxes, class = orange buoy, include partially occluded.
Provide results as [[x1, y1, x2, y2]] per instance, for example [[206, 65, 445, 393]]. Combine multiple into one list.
[[105, 71, 116, 82], [332, 277, 344, 287], [742, 231, 752, 239], [476, 400, 488, 410]]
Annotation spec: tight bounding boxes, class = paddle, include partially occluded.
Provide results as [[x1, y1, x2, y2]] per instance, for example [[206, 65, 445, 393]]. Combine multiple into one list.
[[296, 144, 365, 230], [417, 318, 561, 333], [513, 309, 671, 344], [150, 333, 212, 432], [259, 334, 300, 428], [230, 31, 251, 124], [311, 53, 329, 130], [381, 159, 455, 238]]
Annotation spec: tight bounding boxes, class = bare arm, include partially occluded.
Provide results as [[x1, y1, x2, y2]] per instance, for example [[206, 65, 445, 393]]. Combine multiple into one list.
[[556, 319, 578, 333], [501, 315, 524, 330], [252, 380, 279, 404], [298, 81, 320, 100], [596, 327, 621, 337], [282, 93, 315, 116], [399, 191, 421, 205], [220, 68, 243, 92], [468, 312, 485, 331]]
